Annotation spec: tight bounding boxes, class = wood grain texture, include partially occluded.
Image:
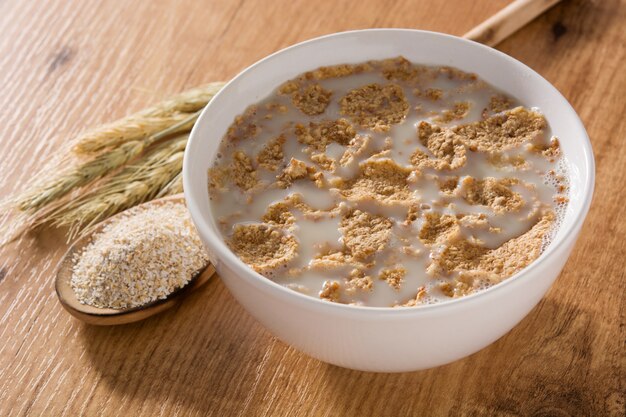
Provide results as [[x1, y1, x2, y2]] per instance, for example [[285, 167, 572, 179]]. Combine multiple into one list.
[[0, 0, 624, 416]]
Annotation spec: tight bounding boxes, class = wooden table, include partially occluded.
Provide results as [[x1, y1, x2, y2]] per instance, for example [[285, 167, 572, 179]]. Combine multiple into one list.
[[1, 0, 624, 415]]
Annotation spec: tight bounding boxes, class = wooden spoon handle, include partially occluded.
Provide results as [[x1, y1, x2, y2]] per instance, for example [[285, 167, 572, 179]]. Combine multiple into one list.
[[463, 0, 563, 46]]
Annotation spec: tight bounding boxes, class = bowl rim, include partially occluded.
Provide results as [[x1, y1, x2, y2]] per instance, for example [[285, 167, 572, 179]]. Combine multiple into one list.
[[184, 28, 595, 315]]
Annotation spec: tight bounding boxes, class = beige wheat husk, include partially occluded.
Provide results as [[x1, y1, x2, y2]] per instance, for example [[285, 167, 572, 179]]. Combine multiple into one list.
[[72, 113, 189, 154], [16, 140, 147, 212], [156, 172, 183, 198], [73, 82, 224, 154], [2, 81, 225, 243], [50, 136, 188, 240]]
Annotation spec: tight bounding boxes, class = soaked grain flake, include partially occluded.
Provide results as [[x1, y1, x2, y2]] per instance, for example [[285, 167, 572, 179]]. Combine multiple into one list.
[[208, 57, 568, 307]]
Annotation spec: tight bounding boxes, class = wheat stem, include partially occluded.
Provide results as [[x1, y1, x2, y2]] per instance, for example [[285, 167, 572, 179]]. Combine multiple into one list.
[[3, 82, 224, 243], [156, 172, 183, 197], [146, 110, 200, 143], [13, 108, 201, 214], [16, 140, 146, 212], [50, 136, 188, 239], [71, 114, 189, 154], [150, 82, 224, 114], [73, 82, 223, 154]]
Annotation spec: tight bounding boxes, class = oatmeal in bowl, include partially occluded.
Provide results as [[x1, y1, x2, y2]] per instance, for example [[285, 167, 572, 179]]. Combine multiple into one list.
[[183, 30, 594, 371]]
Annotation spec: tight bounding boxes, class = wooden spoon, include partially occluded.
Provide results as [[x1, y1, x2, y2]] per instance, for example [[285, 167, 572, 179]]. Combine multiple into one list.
[[55, 194, 215, 326], [463, 0, 563, 46]]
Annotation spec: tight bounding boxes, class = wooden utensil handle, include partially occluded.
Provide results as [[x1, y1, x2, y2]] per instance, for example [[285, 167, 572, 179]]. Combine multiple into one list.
[[463, 0, 563, 46]]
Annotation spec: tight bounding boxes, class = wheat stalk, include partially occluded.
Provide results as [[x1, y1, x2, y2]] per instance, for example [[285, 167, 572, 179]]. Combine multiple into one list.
[[73, 82, 224, 154], [2, 81, 225, 243], [51, 136, 188, 239], [13, 107, 205, 214], [156, 172, 183, 197], [15, 140, 147, 212], [150, 82, 224, 113], [72, 113, 189, 154]]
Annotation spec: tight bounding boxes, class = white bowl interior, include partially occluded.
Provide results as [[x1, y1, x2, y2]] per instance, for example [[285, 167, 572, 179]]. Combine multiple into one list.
[[184, 29, 594, 311]]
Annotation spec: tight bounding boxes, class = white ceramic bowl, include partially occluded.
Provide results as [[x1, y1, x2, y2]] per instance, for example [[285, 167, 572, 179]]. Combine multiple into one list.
[[183, 29, 594, 372]]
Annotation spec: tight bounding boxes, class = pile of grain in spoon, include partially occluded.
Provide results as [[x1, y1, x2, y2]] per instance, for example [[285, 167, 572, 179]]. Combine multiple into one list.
[[71, 202, 208, 309]]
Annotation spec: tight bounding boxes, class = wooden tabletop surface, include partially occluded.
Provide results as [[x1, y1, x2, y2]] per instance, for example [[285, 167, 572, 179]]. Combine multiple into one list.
[[1, 0, 624, 415]]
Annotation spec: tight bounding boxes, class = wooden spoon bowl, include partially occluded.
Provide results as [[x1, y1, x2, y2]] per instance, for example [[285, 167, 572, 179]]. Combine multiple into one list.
[[55, 195, 215, 325]]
